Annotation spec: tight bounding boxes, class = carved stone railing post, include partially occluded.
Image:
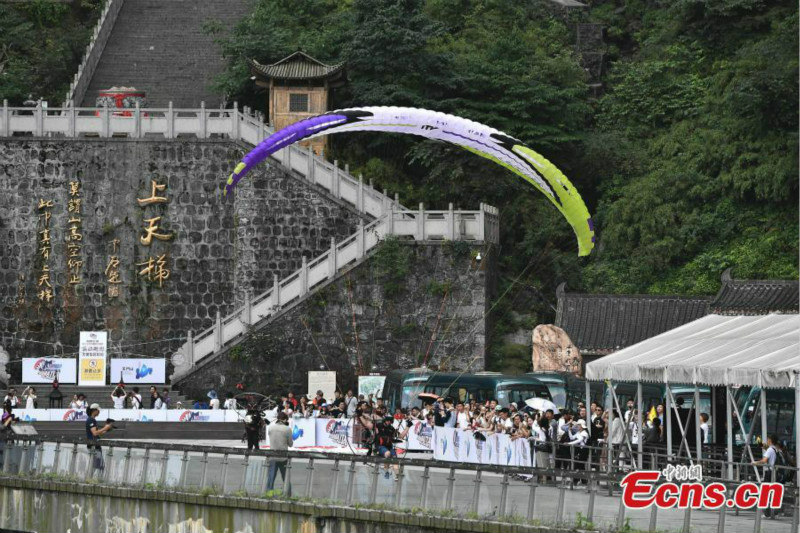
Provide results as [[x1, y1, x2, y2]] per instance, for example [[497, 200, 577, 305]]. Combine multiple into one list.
[[214, 310, 222, 351], [328, 238, 337, 279]]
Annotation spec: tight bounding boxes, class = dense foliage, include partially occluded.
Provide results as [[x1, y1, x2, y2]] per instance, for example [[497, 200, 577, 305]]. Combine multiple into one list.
[[0, 0, 102, 105], [212, 0, 797, 370]]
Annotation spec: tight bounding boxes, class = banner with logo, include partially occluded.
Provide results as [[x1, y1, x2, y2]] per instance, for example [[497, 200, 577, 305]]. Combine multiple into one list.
[[463, 431, 481, 463], [358, 375, 385, 399], [106, 409, 168, 422], [315, 418, 352, 449], [290, 418, 317, 448], [433, 427, 462, 462], [110, 359, 166, 384], [167, 410, 228, 422], [496, 433, 517, 467], [404, 420, 434, 451], [515, 437, 532, 467], [17, 409, 50, 422], [78, 331, 107, 386], [22, 358, 77, 383]]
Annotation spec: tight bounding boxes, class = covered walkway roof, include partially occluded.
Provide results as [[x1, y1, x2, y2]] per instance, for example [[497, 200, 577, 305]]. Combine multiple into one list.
[[585, 313, 800, 388]]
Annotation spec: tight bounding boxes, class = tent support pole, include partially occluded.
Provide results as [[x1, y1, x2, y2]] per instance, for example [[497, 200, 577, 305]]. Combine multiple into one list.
[[637, 381, 643, 469], [608, 384, 635, 468], [726, 385, 733, 480], [585, 380, 591, 420], [795, 372, 799, 480], [694, 385, 702, 462], [666, 387, 694, 463], [666, 387, 672, 459], [729, 388, 761, 482], [759, 388, 767, 445]]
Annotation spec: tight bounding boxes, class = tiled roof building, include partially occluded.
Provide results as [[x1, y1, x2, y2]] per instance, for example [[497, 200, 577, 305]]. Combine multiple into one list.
[[555, 270, 798, 361]]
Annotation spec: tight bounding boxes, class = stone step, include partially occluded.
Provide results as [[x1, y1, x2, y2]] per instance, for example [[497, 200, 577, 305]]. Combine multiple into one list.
[[8, 384, 188, 409], [81, 0, 253, 107], [28, 421, 243, 440]]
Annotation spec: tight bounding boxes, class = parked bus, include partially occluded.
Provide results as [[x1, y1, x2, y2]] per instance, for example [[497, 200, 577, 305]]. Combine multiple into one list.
[[734, 386, 796, 447], [381, 368, 431, 412], [527, 372, 603, 412], [382, 370, 552, 411]]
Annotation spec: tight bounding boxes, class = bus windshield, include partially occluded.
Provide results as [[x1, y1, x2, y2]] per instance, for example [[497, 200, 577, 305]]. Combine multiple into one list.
[[497, 386, 550, 406], [401, 382, 427, 409], [546, 385, 567, 410]]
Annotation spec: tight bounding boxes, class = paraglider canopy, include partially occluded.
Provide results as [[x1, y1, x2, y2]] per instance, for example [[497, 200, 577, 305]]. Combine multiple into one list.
[[225, 107, 595, 256]]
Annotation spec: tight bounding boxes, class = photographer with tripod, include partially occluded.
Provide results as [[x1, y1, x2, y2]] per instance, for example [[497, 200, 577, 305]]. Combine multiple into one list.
[[373, 415, 410, 480], [244, 406, 267, 451], [86, 403, 114, 472]]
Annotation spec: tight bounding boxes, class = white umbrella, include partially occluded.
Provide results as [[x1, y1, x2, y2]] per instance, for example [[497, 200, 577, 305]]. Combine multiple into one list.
[[525, 397, 558, 413]]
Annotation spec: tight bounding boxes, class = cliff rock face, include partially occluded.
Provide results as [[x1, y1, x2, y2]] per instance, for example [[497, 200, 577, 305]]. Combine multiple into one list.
[[531, 324, 582, 375], [0, 138, 362, 379], [175, 241, 494, 399]]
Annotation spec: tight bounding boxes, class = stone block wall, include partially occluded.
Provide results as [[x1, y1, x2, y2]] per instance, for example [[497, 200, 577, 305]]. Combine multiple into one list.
[[175, 240, 495, 400], [0, 138, 363, 380]]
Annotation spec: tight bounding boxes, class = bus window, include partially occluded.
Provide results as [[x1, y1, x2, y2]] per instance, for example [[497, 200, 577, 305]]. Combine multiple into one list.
[[497, 386, 550, 406], [401, 384, 425, 409], [547, 385, 567, 410]]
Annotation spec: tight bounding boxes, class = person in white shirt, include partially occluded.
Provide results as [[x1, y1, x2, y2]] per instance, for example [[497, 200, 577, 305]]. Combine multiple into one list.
[[129, 388, 143, 410], [568, 419, 589, 447], [455, 402, 470, 430], [22, 387, 36, 410], [3, 389, 19, 408], [74, 394, 87, 411], [111, 385, 126, 409], [208, 390, 220, 410], [223, 395, 238, 410], [700, 413, 711, 444], [154, 394, 165, 410]]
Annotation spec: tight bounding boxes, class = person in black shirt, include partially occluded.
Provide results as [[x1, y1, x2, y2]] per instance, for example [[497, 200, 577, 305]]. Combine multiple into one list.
[[374, 415, 410, 480], [243, 409, 265, 451], [86, 403, 113, 471]]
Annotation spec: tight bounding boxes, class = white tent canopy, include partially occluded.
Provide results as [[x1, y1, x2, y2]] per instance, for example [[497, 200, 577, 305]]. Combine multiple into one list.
[[585, 314, 800, 388]]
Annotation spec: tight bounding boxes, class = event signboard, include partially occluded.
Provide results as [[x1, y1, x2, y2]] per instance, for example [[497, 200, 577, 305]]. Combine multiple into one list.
[[307, 371, 336, 400], [404, 420, 434, 451], [110, 359, 166, 384], [22, 358, 77, 384], [357, 375, 385, 399], [290, 418, 317, 448], [315, 418, 352, 449], [78, 331, 107, 386]]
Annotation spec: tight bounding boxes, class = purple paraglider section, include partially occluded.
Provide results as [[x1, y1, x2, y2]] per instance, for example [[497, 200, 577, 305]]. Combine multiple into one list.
[[225, 113, 349, 195]]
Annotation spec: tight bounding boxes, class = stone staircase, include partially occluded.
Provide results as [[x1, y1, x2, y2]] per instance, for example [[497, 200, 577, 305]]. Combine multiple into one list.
[[79, 0, 253, 107], [8, 384, 188, 409]]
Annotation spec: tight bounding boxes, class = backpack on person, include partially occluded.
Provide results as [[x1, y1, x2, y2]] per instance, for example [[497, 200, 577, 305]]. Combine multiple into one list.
[[774, 446, 790, 483]]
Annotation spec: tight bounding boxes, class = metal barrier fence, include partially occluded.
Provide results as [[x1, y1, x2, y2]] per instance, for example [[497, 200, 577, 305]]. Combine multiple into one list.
[[0, 436, 797, 533]]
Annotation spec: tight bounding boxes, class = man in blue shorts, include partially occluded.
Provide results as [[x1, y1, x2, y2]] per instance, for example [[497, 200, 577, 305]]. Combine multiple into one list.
[[374, 415, 410, 480]]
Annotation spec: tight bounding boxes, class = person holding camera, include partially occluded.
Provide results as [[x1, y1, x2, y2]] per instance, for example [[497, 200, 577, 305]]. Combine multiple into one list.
[[266, 411, 293, 491], [374, 415, 410, 480], [244, 408, 266, 451], [86, 403, 113, 472], [433, 397, 456, 428]]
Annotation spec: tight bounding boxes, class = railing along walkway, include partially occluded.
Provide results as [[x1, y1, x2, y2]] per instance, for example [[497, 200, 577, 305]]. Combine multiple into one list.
[[1, 436, 796, 533]]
